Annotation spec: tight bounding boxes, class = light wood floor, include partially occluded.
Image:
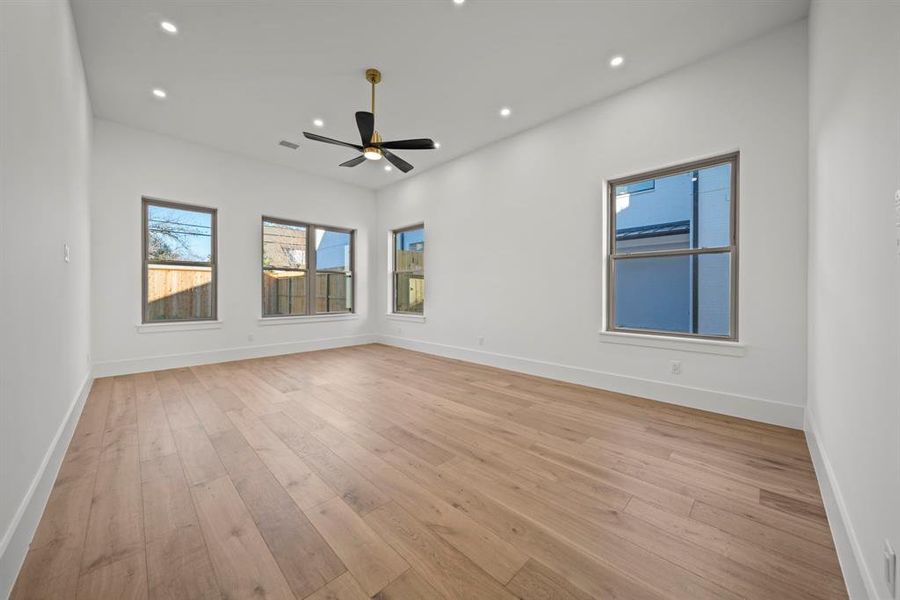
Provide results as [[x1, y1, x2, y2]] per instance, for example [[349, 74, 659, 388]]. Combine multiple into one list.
[[12, 344, 846, 600]]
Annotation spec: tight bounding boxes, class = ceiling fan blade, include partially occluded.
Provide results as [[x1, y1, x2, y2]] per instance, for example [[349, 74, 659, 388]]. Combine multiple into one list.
[[383, 149, 414, 173], [356, 111, 374, 145], [303, 132, 363, 151], [379, 138, 436, 150], [339, 155, 366, 168]]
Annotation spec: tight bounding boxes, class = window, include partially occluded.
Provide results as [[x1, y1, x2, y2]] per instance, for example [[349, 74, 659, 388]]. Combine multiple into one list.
[[392, 225, 425, 314], [607, 153, 738, 339], [143, 198, 217, 322], [262, 218, 354, 316]]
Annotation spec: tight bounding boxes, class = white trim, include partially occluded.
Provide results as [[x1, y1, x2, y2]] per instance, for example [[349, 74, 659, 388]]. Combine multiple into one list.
[[377, 335, 802, 428], [93, 334, 375, 377], [386, 313, 426, 323], [136, 320, 223, 333], [598, 330, 746, 357], [258, 313, 359, 326], [804, 410, 873, 599], [0, 370, 93, 599]]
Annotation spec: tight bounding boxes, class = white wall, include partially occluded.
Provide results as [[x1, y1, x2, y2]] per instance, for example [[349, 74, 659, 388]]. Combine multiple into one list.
[[0, 0, 93, 595], [375, 21, 809, 428], [807, 1, 900, 597], [91, 120, 376, 376]]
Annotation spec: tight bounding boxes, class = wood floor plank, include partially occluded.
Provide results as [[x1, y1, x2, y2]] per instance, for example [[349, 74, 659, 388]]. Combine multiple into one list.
[[759, 488, 829, 522], [260, 411, 391, 515], [690, 501, 843, 575], [312, 425, 529, 584], [76, 552, 148, 600], [364, 501, 516, 600], [210, 429, 346, 599], [141, 452, 221, 600], [305, 496, 409, 596], [505, 559, 595, 600], [135, 372, 177, 462], [372, 568, 444, 600], [190, 475, 296, 599], [171, 424, 227, 485], [380, 424, 454, 466], [626, 498, 847, 599], [227, 408, 335, 510], [304, 572, 370, 600], [80, 385, 143, 576]]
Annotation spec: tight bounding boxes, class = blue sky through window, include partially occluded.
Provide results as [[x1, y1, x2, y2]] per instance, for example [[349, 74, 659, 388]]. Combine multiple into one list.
[[147, 204, 212, 262], [316, 229, 351, 271]]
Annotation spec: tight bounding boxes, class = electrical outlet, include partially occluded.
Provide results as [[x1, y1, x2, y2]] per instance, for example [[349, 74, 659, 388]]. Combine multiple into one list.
[[885, 540, 897, 597], [477, 336, 485, 346], [670, 360, 682, 375], [63, 243, 70, 263]]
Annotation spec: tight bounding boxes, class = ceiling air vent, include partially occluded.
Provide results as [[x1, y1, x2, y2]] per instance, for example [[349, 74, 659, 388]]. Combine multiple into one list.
[[279, 140, 300, 150]]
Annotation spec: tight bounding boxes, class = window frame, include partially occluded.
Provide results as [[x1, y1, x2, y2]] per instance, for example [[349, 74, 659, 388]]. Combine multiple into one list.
[[142, 197, 218, 324], [606, 152, 739, 341], [391, 223, 425, 316], [260, 216, 356, 318]]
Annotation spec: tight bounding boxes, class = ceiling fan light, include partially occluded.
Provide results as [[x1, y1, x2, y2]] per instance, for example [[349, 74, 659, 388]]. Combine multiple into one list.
[[364, 147, 383, 160]]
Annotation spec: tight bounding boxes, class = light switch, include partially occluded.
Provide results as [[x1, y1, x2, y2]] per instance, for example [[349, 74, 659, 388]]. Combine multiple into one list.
[[64, 244, 70, 263]]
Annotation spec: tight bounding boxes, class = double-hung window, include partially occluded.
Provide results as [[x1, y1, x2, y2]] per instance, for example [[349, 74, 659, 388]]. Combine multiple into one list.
[[392, 225, 425, 314], [607, 153, 738, 339], [142, 198, 217, 322], [262, 217, 354, 316]]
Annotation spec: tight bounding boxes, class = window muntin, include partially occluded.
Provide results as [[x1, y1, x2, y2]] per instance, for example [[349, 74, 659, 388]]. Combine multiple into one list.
[[392, 225, 424, 315], [607, 153, 737, 340], [262, 218, 354, 317], [143, 198, 217, 323]]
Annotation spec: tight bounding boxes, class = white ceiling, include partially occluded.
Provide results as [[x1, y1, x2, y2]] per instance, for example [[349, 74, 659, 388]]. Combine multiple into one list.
[[72, 0, 808, 191]]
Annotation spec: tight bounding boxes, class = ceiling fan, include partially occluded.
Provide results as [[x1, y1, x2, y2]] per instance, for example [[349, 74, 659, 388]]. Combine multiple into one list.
[[302, 68, 436, 173]]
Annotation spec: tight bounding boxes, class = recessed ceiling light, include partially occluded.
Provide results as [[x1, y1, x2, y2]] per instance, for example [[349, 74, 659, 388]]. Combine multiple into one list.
[[434, 142, 441, 149], [453, 0, 465, 4], [160, 21, 177, 34], [609, 55, 624, 68], [499, 107, 511, 118], [384, 165, 392, 172], [313, 118, 324, 128], [152, 88, 167, 99]]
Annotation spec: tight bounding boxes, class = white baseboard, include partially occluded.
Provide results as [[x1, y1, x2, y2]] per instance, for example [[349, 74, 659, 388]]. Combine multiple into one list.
[[804, 411, 875, 599], [0, 370, 94, 600], [377, 335, 804, 429], [93, 334, 377, 377]]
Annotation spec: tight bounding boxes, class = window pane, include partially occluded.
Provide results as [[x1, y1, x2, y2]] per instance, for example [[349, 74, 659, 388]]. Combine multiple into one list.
[[613, 162, 731, 254], [315, 228, 351, 272], [395, 227, 424, 272], [147, 204, 213, 262], [316, 272, 352, 313], [395, 273, 425, 314], [262, 270, 307, 316], [146, 264, 213, 321], [613, 252, 731, 336], [263, 220, 307, 270]]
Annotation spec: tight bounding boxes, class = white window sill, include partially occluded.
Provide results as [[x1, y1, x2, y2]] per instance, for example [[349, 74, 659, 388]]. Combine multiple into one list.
[[136, 320, 223, 334], [597, 329, 746, 357], [258, 313, 358, 326], [386, 313, 426, 323]]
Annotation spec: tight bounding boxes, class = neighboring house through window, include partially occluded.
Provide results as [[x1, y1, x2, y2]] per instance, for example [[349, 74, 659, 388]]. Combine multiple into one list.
[[262, 217, 354, 316], [143, 198, 217, 322], [607, 153, 738, 339]]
